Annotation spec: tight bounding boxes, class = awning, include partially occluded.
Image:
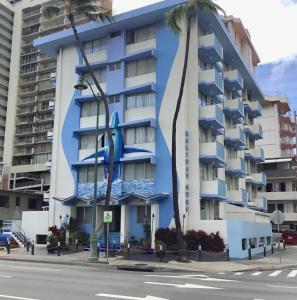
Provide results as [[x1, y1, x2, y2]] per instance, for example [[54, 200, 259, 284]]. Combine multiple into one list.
[[54, 195, 89, 206]]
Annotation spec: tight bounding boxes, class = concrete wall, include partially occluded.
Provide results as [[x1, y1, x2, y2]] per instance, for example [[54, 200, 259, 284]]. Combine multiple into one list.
[[21, 210, 49, 243]]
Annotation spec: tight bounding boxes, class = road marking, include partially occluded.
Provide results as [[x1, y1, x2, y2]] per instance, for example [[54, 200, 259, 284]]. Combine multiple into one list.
[[144, 274, 207, 279], [251, 272, 262, 276], [96, 294, 169, 300], [7, 266, 61, 272], [217, 272, 225, 275], [287, 270, 297, 278], [268, 270, 282, 277], [0, 275, 13, 278], [234, 272, 243, 276], [267, 284, 297, 289], [198, 277, 238, 282], [0, 295, 40, 300], [144, 282, 222, 290]]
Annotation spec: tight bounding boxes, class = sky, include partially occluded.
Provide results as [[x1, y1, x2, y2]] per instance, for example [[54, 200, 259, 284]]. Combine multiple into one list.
[[113, 0, 297, 111]]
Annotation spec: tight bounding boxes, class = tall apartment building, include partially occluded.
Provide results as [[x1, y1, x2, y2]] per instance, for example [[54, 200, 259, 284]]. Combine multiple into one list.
[[257, 95, 297, 230], [2, 0, 112, 195], [33, 0, 272, 258], [0, 2, 13, 163]]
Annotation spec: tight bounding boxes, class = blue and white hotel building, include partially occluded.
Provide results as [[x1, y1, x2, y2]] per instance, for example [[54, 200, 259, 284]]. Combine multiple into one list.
[[34, 0, 272, 258]]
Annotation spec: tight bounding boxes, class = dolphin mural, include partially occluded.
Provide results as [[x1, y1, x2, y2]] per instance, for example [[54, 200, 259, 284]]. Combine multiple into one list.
[[82, 111, 151, 181]]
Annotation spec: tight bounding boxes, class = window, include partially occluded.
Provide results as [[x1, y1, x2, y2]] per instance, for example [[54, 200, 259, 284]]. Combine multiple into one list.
[[108, 95, 120, 104], [200, 163, 217, 181], [85, 37, 107, 53], [242, 238, 247, 251], [80, 134, 97, 149], [126, 57, 156, 77], [249, 238, 257, 249], [81, 101, 105, 118], [28, 198, 37, 209], [123, 163, 154, 181], [126, 24, 156, 44], [16, 197, 20, 207], [266, 236, 271, 246], [111, 31, 121, 38], [0, 196, 9, 208], [78, 166, 104, 183], [137, 206, 151, 224], [125, 127, 155, 145], [83, 68, 106, 85], [109, 62, 121, 71], [126, 92, 155, 110]]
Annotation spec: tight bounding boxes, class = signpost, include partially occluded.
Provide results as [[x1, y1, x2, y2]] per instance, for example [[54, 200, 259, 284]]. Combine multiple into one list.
[[104, 211, 113, 263], [270, 208, 285, 263]]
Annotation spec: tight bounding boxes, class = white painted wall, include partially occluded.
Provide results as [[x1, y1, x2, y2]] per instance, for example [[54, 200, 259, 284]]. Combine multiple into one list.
[[21, 211, 49, 243]]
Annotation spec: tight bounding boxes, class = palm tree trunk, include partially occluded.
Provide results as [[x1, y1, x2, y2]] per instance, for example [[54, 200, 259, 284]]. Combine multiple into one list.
[[171, 13, 192, 261], [68, 13, 114, 249]]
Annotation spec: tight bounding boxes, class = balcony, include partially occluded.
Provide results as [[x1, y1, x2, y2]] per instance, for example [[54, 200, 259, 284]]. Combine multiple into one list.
[[227, 189, 248, 206], [199, 105, 224, 135], [199, 141, 225, 167], [244, 147, 265, 162], [225, 127, 245, 149], [246, 172, 266, 186], [223, 98, 244, 124], [198, 33, 223, 64], [47, 131, 53, 141], [45, 160, 52, 169], [200, 179, 226, 200], [243, 100, 262, 118], [244, 123, 263, 139], [284, 213, 297, 222], [48, 101, 55, 111], [257, 191, 297, 202], [226, 157, 246, 177], [198, 68, 223, 96], [223, 69, 244, 91], [255, 197, 267, 211]]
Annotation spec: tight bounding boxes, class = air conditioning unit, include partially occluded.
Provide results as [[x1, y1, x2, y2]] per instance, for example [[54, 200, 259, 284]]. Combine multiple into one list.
[[50, 72, 56, 82]]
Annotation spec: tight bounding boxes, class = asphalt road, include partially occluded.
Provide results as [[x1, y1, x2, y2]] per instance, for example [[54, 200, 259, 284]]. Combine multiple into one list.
[[0, 260, 297, 300]]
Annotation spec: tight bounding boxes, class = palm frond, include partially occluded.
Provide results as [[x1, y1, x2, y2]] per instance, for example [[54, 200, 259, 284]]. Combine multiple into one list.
[[43, 6, 61, 19], [167, 5, 185, 33], [198, 0, 226, 16]]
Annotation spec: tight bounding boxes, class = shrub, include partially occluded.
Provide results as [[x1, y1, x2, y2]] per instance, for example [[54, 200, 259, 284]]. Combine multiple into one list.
[[185, 230, 208, 250], [204, 232, 225, 252], [155, 228, 177, 249]]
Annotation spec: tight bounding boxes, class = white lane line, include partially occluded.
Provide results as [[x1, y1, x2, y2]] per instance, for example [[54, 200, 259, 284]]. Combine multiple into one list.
[[287, 270, 297, 278], [268, 270, 282, 277], [198, 277, 238, 282], [267, 284, 297, 289], [251, 272, 262, 276], [7, 266, 61, 272], [144, 274, 207, 279], [0, 275, 13, 278], [144, 282, 223, 290], [0, 295, 40, 300], [234, 272, 244, 276], [96, 294, 169, 300], [217, 272, 225, 275]]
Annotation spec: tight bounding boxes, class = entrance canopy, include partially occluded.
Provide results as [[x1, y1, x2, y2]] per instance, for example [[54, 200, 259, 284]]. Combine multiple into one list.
[[55, 193, 169, 207]]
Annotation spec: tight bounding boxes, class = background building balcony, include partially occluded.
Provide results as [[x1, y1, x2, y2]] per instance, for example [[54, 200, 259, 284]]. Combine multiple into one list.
[[283, 213, 297, 222], [246, 172, 266, 186], [258, 191, 297, 201], [198, 33, 223, 64], [244, 123, 263, 139], [227, 189, 248, 205], [225, 127, 245, 149], [199, 104, 224, 135], [198, 68, 223, 96], [223, 98, 244, 124], [244, 147, 265, 162], [226, 157, 246, 177], [243, 99, 262, 118], [200, 141, 225, 167], [200, 179, 226, 200], [223, 69, 244, 91]]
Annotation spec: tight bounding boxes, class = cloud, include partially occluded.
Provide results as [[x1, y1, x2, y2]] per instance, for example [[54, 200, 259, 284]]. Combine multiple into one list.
[[269, 55, 297, 82], [282, 0, 297, 6]]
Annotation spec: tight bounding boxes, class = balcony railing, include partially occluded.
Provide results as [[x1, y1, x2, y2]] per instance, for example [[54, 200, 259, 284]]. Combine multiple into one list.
[[200, 141, 225, 167], [199, 104, 224, 134], [198, 33, 223, 64], [200, 179, 226, 200]]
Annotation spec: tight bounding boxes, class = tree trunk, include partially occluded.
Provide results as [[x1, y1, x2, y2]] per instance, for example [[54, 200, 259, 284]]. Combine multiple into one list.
[[68, 13, 114, 249], [171, 13, 192, 262]]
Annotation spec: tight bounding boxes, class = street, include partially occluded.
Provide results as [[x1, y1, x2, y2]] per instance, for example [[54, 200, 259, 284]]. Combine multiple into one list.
[[0, 261, 297, 300]]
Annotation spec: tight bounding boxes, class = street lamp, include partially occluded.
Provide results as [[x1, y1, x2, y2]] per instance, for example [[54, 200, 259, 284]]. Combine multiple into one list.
[[74, 75, 101, 262]]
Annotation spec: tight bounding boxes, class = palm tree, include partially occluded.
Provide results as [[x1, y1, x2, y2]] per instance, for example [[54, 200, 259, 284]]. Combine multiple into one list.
[[43, 0, 114, 252], [167, 0, 225, 260]]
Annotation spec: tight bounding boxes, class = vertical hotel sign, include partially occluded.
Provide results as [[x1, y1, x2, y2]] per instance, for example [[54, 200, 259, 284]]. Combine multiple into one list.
[[185, 130, 189, 213]]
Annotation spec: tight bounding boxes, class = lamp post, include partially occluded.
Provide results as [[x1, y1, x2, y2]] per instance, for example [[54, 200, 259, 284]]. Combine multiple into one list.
[[75, 76, 100, 262]]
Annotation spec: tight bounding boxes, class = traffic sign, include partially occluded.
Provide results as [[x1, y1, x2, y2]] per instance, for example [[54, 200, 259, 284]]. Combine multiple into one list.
[[270, 210, 285, 225], [104, 211, 113, 223]]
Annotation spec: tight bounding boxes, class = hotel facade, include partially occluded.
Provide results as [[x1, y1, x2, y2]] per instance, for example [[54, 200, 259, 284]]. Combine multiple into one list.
[[31, 0, 272, 258]]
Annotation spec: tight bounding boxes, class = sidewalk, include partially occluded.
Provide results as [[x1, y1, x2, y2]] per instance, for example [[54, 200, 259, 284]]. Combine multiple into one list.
[[1, 245, 297, 273]]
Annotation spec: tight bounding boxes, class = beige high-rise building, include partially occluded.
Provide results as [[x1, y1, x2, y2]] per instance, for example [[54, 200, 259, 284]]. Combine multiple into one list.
[[0, 1, 13, 163]]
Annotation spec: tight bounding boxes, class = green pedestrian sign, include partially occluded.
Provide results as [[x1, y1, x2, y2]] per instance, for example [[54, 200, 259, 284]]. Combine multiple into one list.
[[104, 211, 113, 223]]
